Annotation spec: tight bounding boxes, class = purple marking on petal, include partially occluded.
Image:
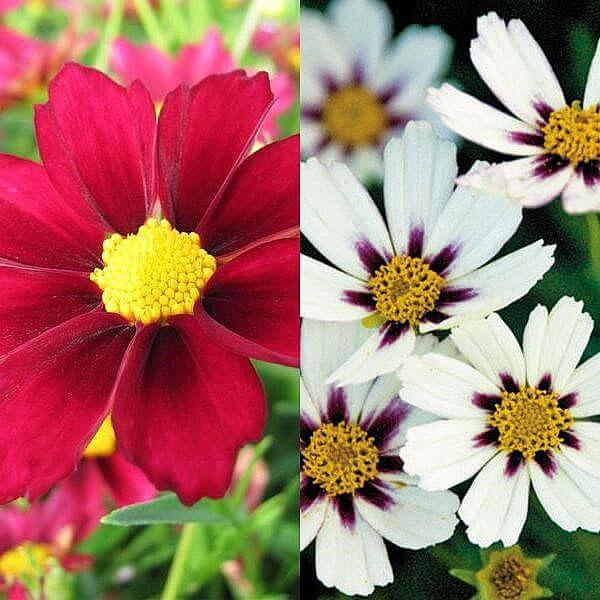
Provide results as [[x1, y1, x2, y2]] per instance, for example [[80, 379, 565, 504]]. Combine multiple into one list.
[[351, 61, 364, 85], [534, 101, 553, 123], [537, 373, 553, 391], [500, 373, 520, 393], [407, 224, 425, 258], [341, 290, 376, 310], [505, 451, 525, 476], [559, 392, 577, 409], [561, 429, 581, 450], [320, 72, 339, 94], [509, 131, 545, 147], [325, 386, 349, 424], [300, 412, 319, 446], [362, 398, 410, 450], [300, 476, 324, 512], [301, 106, 322, 120], [355, 240, 388, 275], [422, 309, 449, 325], [333, 494, 356, 529], [378, 322, 409, 349], [472, 393, 502, 411], [388, 114, 412, 129], [575, 160, 600, 186], [438, 287, 478, 306], [426, 244, 460, 276], [357, 479, 395, 511], [378, 83, 401, 105], [534, 450, 557, 477], [532, 153, 570, 179], [377, 454, 404, 473], [473, 426, 500, 447], [314, 135, 331, 154]]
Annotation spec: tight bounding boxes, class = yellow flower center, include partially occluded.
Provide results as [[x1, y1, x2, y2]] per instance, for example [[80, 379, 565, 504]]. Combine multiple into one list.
[[369, 255, 444, 326], [488, 386, 574, 460], [543, 101, 600, 164], [0, 543, 52, 581], [322, 85, 388, 147], [83, 417, 116, 458], [490, 555, 534, 600], [301, 422, 379, 497], [90, 219, 216, 325]]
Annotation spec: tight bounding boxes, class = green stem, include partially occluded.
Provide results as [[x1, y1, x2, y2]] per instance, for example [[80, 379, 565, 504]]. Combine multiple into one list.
[[161, 523, 198, 600], [232, 0, 262, 63], [94, 0, 125, 71], [585, 212, 600, 284], [133, 0, 170, 51], [159, 0, 189, 46]]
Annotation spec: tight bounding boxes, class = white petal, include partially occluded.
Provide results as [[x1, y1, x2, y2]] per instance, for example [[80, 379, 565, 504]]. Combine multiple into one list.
[[300, 319, 371, 418], [565, 353, 600, 418], [450, 313, 526, 388], [376, 25, 453, 93], [300, 378, 321, 425], [329, 0, 391, 79], [399, 353, 500, 418], [456, 156, 573, 209], [427, 84, 542, 155], [424, 170, 522, 280], [301, 158, 393, 279], [383, 121, 458, 254], [300, 120, 326, 156], [327, 323, 416, 385], [562, 170, 600, 215], [356, 484, 458, 550], [427, 240, 555, 331], [471, 13, 564, 124], [300, 256, 372, 321], [584, 39, 600, 108], [300, 477, 328, 551], [400, 419, 498, 490], [530, 454, 600, 532], [459, 452, 530, 547], [315, 504, 393, 596], [347, 146, 384, 183], [523, 296, 593, 392]]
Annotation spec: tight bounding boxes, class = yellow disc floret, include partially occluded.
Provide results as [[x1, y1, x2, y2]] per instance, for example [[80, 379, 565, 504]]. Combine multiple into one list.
[[301, 422, 379, 497], [90, 219, 216, 325], [369, 255, 444, 326], [322, 86, 388, 147], [83, 417, 116, 458], [543, 101, 600, 164], [488, 386, 574, 460], [0, 542, 52, 581]]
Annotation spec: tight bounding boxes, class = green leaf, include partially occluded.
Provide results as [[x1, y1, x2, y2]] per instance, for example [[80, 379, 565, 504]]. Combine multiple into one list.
[[102, 493, 227, 526]]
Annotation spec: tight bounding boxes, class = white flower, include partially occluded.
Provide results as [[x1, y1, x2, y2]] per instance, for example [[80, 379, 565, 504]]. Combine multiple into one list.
[[301, 121, 555, 385], [399, 296, 600, 548], [301, 0, 453, 181], [300, 319, 458, 597], [428, 12, 600, 214]]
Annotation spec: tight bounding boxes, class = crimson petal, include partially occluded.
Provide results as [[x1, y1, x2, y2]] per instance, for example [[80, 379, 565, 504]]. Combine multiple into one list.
[[198, 135, 299, 258], [0, 311, 134, 503], [35, 63, 155, 234], [112, 316, 265, 505], [199, 238, 299, 366], [97, 453, 156, 508], [156, 70, 273, 232]]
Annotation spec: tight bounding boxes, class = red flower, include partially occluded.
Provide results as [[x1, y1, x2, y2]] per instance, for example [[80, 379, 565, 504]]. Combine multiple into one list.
[[110, 28, 296, 141], [0, 63, 299, 506]]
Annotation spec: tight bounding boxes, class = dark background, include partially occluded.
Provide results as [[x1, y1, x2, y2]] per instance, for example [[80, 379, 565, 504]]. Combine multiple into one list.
[[301, 1, 600, 598]]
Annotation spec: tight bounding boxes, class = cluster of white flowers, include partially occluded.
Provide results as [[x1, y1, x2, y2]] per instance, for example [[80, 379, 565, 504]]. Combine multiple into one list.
[[301, 1, 600, 596]]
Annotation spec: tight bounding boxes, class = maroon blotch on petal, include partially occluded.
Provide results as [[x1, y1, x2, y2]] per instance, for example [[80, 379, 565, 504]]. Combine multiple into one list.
[[558, 392, 577, 409], [301, 106, 322, 121], [355, 239, 388, 274], [426, 244, 460, 276], [407, 224, 424, 258], [378, 83, 401, 105], [532, 153, 570, 179], [377, 455, 404, 473], [357, 479, 395, 511], [472, 393, 502, 411], [473, 426, 500, 447], [534, 101, 553, 124], [438, 287, 477, 306], [500, 372, 520, 393], [300, 476, 324, 512], [422, 309, 449, 325], [300, 412, 319, 447], [362, 398, 410, 450], [341, 289, 376, 310], [575, 160, 600, 186], [534, 450, 557, 477], [325, 386, 349, 424], [378, 322, 409, 349], [561, 429, 581, 450], [333, 494, 356, 529], [537, 373, 553, 391], [509, 131, 545, 147], [505, 450, 524, 476]]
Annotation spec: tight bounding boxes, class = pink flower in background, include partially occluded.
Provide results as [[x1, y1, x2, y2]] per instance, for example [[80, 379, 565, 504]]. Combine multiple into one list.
[[252, 23, 300, 78], [111, 27, 296, 141]]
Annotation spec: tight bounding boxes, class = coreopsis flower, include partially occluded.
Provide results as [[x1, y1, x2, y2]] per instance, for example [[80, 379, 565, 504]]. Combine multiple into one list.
[[399, 297, 600, 547], [300, 319, 459, 597], [301, 121, 555, 385], [451, 545, 554, 600], [252, 23, 300, 78], [428, 12, 600, 214], [0, 63, 299, 506], [301, 0, 453, 181], [111, 28, 296, 142]]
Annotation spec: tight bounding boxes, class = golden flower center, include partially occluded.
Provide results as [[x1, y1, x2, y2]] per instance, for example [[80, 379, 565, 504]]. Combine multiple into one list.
[[543, 101, 600, 164], [90, 218, 216, 325], [0, 542, 52, 581], [322, 85, 388, 147], [369, 255, 444, 326], [83, 417, 116, 458], [301, 422, 379, 497], [490, 555, 533, 600], [488, 386, 573, 460]]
